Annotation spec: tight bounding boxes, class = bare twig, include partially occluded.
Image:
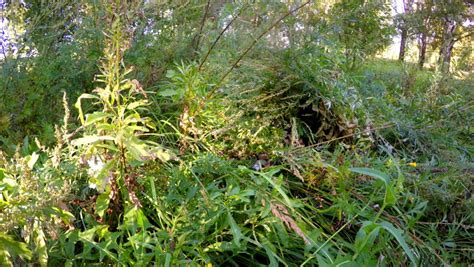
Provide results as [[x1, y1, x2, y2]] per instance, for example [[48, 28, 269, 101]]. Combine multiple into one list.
[[415, 221, 474, 230], [410, 167, 474, 174], [193, 0, 211, 53], [66, 125, 85, 141], [293, 123, 395, 150], [206, 0, 311, 99], [198, 5, 247, 71], [351, 191, 448, 265]]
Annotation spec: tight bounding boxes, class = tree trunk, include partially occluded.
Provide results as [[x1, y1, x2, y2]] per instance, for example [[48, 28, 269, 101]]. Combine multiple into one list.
[[398, 0, 413, 61], [418, 32, 427, 69], [399, 28, 408, 61], [439, 17, 457, 74], [416, 0, 430, 69]]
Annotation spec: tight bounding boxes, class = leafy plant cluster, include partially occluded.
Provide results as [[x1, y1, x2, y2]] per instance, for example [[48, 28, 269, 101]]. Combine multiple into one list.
[[0, 1, 473, 266]]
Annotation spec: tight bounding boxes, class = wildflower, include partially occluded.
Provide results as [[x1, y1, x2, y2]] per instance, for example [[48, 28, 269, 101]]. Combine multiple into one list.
[[205, 264, 213, 267], [87, 156, 105, 176], [408, 162, 417, 167]]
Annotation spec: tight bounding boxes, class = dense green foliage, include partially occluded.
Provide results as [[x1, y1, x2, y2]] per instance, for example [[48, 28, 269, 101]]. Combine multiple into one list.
[[0, 1, 473, 266]]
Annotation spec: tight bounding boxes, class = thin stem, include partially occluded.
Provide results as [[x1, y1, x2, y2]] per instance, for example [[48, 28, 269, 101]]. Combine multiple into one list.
[[198, 5, 247, 71], [293, 123, 395, 150], [301, 204, 369, 266], [193, 0, 211, 53], [206, 1, 311, 99]]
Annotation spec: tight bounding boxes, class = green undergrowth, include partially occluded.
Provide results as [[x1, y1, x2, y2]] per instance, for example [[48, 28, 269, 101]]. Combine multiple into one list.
[[1, 16, 473, 267]]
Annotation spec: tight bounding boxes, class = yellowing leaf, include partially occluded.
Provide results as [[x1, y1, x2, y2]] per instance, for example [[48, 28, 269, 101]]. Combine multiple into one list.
[[155, 149, 172, 162], [126, 100, 146, 110], [27, 152, 39, 170], [75, 94, 99, 125]]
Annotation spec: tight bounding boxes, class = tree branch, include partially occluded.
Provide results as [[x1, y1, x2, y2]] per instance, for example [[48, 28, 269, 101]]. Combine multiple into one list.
[[454, 30, 474, 43], [206, 0, 311, 99], [192, 0, 211, 53], [198, 4, 246, 71]]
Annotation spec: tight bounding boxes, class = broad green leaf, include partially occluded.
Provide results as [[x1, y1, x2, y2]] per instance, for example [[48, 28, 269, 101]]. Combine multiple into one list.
[[71, 135, 115, 146], [33, 223, 48, 267], [262, 244, 278, 267], [77, 227, 118, 262], [84, 112, 110, 126], [0, 178, 17, 191], [0, 233, 32, 260], [257, 171, 294, 210], [354, 221, 380, 255], [227, 211, 242, 247], [127, 125, 149, 133], [95, 191, 111, 218], [158, 89, 177, 97], [384, 184, 397, 206], [94, 143, 119, 152], [350, 167, 390, 184], [379, 221, 418, 266], [121, 207, 151, 233], [124, 139, 148, 161], [258, 235, 283, 267], [0, 248, 12, 267], [96, 123, 115, 132], [165, 70, 176, 79], [51, 207, 75, 224], [96, 225, 110, 240], [79, 227, 96, 241], [136, 208, 152, 230], [350, 167, 396, 206], [164, 253, 172, 267], [123, 116, 142, 127]]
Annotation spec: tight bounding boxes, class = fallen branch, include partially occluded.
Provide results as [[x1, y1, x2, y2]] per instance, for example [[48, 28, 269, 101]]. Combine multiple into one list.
[[293, 123, 395, 150]]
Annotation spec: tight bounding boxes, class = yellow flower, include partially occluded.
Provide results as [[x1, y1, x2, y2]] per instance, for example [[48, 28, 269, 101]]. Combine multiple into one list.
[[205, 264, 213, 267], [407, 162, 417, 167]]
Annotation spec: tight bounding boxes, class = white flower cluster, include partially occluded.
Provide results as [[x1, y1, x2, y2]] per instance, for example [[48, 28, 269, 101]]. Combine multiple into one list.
[[87, 156, 105, 190]]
